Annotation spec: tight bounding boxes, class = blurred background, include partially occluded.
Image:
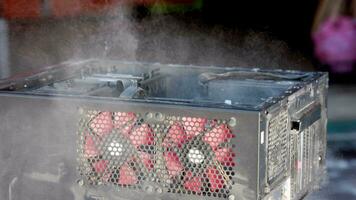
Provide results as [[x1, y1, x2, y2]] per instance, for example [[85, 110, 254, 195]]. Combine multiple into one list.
[[0, 0, 355, 199]]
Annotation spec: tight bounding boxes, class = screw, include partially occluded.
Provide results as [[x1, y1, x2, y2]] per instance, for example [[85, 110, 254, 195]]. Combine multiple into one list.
[[145, 112, 153, 119], [145, 185, 153, 193], [156, 187, 163, 194], [318, 156, 323, 163], [229, 117, 237, 127], [228, 195, 235, 200], [155, 112, 164, 121], [77, 179, 84, 186]]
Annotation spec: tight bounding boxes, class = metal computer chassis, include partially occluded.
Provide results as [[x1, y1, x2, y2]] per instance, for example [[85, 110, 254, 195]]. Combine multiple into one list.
[[0, 60, 328, 200]]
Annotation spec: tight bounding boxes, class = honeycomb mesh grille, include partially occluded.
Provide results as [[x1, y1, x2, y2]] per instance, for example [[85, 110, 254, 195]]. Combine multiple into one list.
[[267, 110, 289, 183], [78, 109, 236, 199]]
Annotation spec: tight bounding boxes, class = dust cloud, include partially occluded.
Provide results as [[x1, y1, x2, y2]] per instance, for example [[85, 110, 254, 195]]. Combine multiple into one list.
[[8, 5, 312, 75]]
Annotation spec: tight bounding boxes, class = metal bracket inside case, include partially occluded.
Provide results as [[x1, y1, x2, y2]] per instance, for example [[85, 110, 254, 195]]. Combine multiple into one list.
[[291, 103, 321, 132]]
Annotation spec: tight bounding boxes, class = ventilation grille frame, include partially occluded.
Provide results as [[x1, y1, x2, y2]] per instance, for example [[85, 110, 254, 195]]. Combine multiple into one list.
[[77, 108, 237, 199], [266, 109, 290, 185]]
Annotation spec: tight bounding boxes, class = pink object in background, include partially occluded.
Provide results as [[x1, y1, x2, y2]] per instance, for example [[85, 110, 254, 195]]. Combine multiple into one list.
[[313, 16, 356, 73]]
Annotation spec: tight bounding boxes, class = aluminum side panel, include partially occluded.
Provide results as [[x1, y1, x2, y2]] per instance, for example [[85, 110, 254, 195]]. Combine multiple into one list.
[[0, 95, 259, 200]]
